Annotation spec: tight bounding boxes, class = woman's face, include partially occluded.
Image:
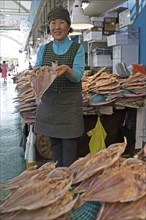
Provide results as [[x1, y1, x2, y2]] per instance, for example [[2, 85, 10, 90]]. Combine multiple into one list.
[[49, 19, 70, 42]]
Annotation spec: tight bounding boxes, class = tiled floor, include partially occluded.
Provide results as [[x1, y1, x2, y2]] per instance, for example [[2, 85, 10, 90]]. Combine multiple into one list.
[[0, 77, 26, 185]]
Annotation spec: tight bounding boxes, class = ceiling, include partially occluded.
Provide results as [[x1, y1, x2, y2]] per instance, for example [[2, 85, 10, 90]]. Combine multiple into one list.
[[83, 0, 126, 17], [29, 0, 126, 38], [69, 0, 126, 16], [0, 0, 32, 15], [0, 0, 126, 29], [0, 0, 127, 50], [0, 0, 32, 30]]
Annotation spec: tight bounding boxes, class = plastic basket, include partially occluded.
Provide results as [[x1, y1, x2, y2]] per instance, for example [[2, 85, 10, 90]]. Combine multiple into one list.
[[71, 201, 101, 220]]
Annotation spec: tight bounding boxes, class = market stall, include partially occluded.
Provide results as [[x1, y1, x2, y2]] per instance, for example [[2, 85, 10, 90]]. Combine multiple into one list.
[[13, 64, 146, 164]]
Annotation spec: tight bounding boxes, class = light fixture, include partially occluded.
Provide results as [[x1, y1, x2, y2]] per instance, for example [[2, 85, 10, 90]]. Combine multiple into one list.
[[82, 1, 89, 9], [71, 0, 93, 30], [69, 30, 82, 36]]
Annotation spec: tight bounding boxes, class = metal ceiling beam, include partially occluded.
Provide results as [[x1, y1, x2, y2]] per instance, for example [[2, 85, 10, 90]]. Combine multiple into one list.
[[0, 11, 29, 15], [0, 33, 22, 45], [12, 0, 29, 12]]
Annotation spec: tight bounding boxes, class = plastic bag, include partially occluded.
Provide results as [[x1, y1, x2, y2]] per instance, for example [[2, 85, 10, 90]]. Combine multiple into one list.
[[87, 117, 107, 154], [25, 124, 36, 167]]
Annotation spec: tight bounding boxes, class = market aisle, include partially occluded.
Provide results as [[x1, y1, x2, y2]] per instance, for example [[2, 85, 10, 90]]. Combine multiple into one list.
[[0, 77, 26, 185]]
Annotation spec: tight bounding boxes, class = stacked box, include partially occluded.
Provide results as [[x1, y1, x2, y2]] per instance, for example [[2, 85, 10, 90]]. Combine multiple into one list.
[[92, 47, 112, 55], [93, 54, 112, 67], [83, 30, 103, 41], [107, 33, 139, 46], [112, 45, 139, 73]]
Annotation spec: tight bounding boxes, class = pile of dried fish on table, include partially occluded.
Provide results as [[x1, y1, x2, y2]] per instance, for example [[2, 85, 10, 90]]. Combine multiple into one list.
[[13, 69, 36, 123], [14, 65, 146, 118], [0, 138, 146, 220], [13, 63, 57, 124], [120, 71, 146, 94], [82, 67, 146, 113]]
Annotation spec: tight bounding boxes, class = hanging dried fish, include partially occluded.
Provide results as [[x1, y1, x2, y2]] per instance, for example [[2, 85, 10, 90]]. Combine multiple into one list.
[[30, 63, 58, 105]]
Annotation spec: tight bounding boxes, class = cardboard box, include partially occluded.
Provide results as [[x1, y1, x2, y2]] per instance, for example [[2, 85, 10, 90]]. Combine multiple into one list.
[[104, 17, 117, 23], [90, 26, 103, 31], [103, 30, 115, 36], [104, 22, 116, 31]]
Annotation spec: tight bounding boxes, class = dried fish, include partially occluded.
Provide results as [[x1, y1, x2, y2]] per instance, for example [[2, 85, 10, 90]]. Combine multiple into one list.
[[77, 161, 146, 206], [0, 162, 56, 190], [31, 63, 57, 105], [71, 137, 127, 184], [0, 178, 72, 213], [97, 196, 146, 220], [0, 193, 78, 220]]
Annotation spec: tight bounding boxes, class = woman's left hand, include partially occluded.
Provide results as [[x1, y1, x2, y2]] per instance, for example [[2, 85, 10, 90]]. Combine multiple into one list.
[[56, 65, 68, 76], [56, 65, 74, 77]]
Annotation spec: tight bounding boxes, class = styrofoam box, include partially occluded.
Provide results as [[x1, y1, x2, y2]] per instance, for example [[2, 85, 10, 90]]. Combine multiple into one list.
[[92, 48, 112, 55], [91, 17, 104, 22], [83, 31, 103, 41], [93, 55, 112, 67], [104, 12, 118, 18], [112, 46, 122, 59], [112, 45, 139, 59], [93, 54, 112, 60], [107, 34, 139, 47], [112, 44, 139, 73], [113, 58, 122, 74]]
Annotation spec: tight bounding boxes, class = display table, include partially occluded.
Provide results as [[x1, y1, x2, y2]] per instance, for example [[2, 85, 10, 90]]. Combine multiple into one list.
[[77, 108, 137, 158]]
